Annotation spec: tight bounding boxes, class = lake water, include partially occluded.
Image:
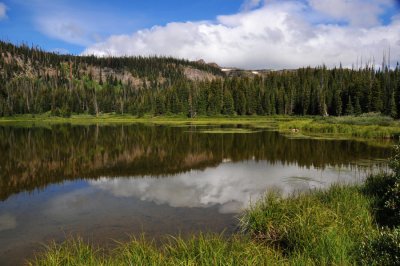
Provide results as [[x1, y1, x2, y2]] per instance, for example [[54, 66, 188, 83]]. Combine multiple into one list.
[[0, 124, 391, 265]]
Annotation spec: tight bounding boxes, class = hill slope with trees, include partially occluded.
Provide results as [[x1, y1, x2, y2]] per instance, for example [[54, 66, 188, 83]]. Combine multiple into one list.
[[0, 41, 399, 118]]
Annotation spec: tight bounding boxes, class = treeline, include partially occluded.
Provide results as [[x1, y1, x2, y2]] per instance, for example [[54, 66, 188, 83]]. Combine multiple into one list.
[[150, 66, 400, 118], [0, 41, 399, 117]]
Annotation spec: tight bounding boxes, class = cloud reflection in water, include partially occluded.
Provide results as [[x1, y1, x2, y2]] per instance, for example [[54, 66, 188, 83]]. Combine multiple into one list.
[[90, 161, 361, 213]]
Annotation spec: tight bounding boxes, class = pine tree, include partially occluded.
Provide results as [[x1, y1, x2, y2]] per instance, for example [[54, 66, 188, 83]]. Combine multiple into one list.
[[235, 91, 246, 115], [354, 97, 362, 116], [222, 90, 234, 115], [345, 96, 354, 115], [154, 94, 165, 115], [371, 79, 383, 112], [99, 68, 103, 85], [263, 91, 271, 115], [390, 92, 397, 118], [334, 90, 342, 116]]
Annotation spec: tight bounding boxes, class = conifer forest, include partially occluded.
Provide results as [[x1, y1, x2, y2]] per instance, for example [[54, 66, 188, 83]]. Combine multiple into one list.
[[1, 41, 399, 118]]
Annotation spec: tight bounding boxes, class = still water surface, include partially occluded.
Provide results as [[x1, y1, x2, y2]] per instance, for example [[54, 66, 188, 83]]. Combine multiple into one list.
[[0, 124, 391, 265]]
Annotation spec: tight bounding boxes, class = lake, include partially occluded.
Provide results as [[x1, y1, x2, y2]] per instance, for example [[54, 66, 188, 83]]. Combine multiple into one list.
[[0, 124, 391, 265]]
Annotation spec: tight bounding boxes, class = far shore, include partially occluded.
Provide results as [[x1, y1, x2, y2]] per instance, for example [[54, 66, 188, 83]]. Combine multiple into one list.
[[1, 113, 399, 142]]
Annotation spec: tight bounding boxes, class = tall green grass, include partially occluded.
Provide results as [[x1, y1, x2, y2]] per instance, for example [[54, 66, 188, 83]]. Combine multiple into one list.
[[321, 113, 396, 126], [240, 185, 376, 264], [30, 234, 284, 266], [279, 114, 400, 139]]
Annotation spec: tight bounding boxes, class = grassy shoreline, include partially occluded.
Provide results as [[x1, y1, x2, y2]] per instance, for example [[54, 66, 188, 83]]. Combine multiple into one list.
[[30, 172, 400, 265], [1, 113, 400, 141], [29, 145, 400, 265], [25, 143, 400, 266]]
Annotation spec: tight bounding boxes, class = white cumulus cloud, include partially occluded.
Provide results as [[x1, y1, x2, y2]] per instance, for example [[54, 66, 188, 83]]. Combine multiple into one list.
[[308, 0, 394, 27], [0, 2, 7, 20], [37, 17, 89, 45], [241, 0, 263, 11], [82, 0, 400, 69], [13, 0, 141, 46]]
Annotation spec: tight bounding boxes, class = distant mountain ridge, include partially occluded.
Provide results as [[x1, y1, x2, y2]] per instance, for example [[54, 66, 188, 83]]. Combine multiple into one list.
[[0, 41, 225, 84], [0, 41, 298, 84], [0, 40, 295, 82]]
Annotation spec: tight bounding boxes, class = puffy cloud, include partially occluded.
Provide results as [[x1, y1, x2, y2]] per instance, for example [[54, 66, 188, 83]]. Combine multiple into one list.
[[241, 0, 263, 11], [308, 0, 395, 27], [83, 0, 400, 69], [16, 0, 140, 46], [0, 2, 7, 20], [37, 17, 89, 45], [34, 7, 130, 46]]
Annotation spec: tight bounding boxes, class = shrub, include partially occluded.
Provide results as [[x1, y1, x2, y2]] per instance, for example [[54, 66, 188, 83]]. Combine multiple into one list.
[[385, 181, 400, 224], [360, 227, 400, 266], [363, 173, 399, 227], [390, 145, 400, 176], [50, 107, 71, 118], [363, 145, 400, 227]]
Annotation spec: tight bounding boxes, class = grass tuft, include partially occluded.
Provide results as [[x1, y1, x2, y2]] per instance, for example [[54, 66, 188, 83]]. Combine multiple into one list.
[[30, 234, 285, 266], [240, 184, 376, 264]]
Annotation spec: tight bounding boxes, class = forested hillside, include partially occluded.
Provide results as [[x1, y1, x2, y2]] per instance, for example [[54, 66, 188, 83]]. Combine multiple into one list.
[[0, 41, 399, 118]]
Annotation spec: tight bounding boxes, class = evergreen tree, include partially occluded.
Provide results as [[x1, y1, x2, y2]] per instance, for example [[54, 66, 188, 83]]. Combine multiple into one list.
[[333, 90, 342, 116], [390, 92, 397, 118], [222, 90, 234, 115], [354, 97, 362, 116], [262, 91, 272, 115], [235, 91, 246, 115], [371, 79, 383, 112], [154, 94, 165, 115], [345, 96, 354, 115]]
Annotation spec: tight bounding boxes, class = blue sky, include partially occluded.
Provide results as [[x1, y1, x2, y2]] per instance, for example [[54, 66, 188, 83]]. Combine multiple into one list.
[[0, 0, 244, 54], [0, 0, 399, 69]]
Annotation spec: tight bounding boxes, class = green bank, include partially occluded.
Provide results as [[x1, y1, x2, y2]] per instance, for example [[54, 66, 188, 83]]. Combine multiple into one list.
[[1, 113, 400, 141]]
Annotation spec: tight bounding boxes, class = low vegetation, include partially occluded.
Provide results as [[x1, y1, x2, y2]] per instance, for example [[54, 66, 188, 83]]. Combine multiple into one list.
[[278, 113, 400, 140], [31, 146, 400, 265], [1, 112, 399, 141], [29, 234, 284, 266], [240, 185, 374, 265]]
